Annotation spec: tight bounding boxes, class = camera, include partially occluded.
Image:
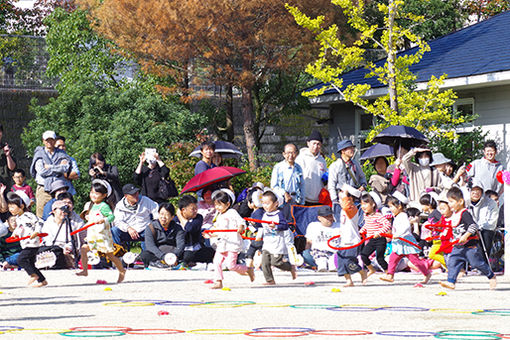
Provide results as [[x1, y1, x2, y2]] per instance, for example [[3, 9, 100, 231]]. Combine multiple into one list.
[[59, 205, 71, 214], [93, 167, 100, 174]]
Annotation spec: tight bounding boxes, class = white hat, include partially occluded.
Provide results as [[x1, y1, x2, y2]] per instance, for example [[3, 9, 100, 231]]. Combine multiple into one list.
[[212, 188, 236, 205], [341, 183, 361, 198], [265, 187, 284, 207], [42, 130, 57, 140], [430, 153, 451, 166], [92, 179, 112, 197], [7, 190, 30, 207], [369, 191, 382, 209], [471, 179, 485, 191], [437, 190, 449, 203], [251, 189, 263, 208], [391, 191, 409, 205]]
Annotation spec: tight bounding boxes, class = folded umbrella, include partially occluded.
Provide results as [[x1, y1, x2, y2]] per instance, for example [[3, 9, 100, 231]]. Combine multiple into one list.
[[181, 166, 245, 194]]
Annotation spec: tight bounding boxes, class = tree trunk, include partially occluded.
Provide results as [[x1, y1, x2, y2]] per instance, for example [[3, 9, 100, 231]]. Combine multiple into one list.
[[225, 84, 234, 141], [241, 86, 258, 170], [387, 0, 399, 114]]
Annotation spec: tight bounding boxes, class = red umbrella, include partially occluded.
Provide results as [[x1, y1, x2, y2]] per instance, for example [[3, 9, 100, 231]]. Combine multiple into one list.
[[180, 166, 246, 194]]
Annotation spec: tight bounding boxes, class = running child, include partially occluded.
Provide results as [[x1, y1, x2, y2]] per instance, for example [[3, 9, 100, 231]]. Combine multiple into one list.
[[420, 193, 446, 268], [380, 192, 431, 284], [244, 188, 265, 270], [207, 189, 254, 289], [76, 180, 126, 283], [336, 184, 367, 286], [439, 187, 497, 290], [7, 191, 46, 287], [255, 190, 297, 285], [359, 192, 392, 276]]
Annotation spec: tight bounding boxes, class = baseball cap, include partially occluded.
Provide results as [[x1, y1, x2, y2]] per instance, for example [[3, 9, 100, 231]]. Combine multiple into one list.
[[122, 183, 140, 195]]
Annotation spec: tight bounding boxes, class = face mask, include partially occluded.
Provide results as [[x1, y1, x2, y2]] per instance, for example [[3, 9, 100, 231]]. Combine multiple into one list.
[[419, 158, 430, 167]]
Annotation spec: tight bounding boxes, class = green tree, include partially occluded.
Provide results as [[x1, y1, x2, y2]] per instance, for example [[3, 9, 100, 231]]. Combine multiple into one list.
[[22, 8, 206, 206], [288, 0, 462, 143]]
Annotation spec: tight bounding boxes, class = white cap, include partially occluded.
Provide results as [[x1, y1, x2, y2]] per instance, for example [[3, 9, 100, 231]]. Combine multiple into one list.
[[8, 190, 31, 207], [212, 188, 236, 205], [391, 191, 409, 205], [369, 191, 382, 209], [341, 183, 361, 198], [42, 130, 57, 140], [265, 187, 285, 207], [92, 179, 112, 197]]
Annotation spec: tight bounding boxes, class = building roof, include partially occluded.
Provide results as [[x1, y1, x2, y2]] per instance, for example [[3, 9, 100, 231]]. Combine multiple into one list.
[[309, 10, 510, 96]]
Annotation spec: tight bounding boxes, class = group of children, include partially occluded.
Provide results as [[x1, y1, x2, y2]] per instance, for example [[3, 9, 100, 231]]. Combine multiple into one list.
[[6, 179, 126, 287], [2, 170, 499, 291]]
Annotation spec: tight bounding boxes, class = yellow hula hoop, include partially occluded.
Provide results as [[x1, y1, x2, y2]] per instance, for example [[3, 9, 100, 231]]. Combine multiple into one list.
[[8, 328, 71, 334], [187, 328, 251, 335]]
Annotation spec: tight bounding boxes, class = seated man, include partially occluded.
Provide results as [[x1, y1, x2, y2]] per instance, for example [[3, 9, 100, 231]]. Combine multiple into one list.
[[140, 202, 185, 268], [174, 195, 215, 267], [40, 199, 84, 269], [112, 184, 158, 250]]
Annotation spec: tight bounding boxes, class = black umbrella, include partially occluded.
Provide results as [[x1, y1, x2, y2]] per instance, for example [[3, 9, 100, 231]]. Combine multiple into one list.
[[189, 140, 243, 159], [360, 143, 394, 161], [373, 125, 428, 149]]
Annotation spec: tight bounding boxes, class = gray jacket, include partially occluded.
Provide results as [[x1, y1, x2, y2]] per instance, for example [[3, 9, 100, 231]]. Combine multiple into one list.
[[328, 158, 366, 202], [468, 196, 499, 231]]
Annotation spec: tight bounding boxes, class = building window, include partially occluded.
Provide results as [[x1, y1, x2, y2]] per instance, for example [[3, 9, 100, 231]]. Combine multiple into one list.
[[453, 98, 475, 132]]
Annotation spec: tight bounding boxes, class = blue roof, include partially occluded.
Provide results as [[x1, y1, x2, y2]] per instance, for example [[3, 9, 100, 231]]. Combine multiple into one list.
[[310, 11, 510, 95]]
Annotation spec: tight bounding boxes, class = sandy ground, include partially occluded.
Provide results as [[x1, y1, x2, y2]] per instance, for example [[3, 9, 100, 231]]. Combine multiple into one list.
[[1, 267, 509, 339]]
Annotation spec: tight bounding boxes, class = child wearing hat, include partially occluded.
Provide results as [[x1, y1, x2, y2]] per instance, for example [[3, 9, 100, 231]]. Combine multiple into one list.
[[336, 184, 368, 286], [305, 205, 340, 272]]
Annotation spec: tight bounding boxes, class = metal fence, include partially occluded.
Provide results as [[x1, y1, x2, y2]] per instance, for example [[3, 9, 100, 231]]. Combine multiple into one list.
[[0, 34, 58, 89]]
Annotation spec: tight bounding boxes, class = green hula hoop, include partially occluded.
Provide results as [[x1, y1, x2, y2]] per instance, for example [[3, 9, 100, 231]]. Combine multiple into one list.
[[60, 330, 125, 337], [435, 330, 501, 340], [290, 304, 340, 309]]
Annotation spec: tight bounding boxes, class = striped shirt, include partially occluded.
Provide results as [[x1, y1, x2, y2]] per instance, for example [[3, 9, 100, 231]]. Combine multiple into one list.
[[359, 212, 391, 237]]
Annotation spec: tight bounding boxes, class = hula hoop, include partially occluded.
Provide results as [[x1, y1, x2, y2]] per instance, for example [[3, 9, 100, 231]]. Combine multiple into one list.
[[8, 328, 70, 334], [126, 329, 185, 335], [6, 233, 48, 243], [379, 306, 430, 312], [155, 300, 203, 306], [434, 330, 501, 339], [187, 329, 250, 335], [70, 222, 98, 235], [203, 229, 239, 233], [429, 308, 483, 314], [473, 311, 510, 316], [327, 235, 369, 251], [376, 331, 436, 337], [0, 326, 23, 331], [309, 330, 372, 336], [191, 300, 255, 308], [102, 301, 154, 307], [327, 306, 381, 312], [70, 326, 132, 332], [498, 334, 510, 339], [252, 327, 314, 333], [290, 304, 339, 309], [245, 331, 309, 337], [60, 330, 125, 337]]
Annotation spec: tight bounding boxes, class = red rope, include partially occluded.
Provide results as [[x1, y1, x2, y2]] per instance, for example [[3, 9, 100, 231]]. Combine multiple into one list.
[[6, 233, 48, 243]]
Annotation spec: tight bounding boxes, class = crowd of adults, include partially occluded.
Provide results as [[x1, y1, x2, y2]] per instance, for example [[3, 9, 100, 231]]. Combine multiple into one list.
[[0, 126, 505, 275]]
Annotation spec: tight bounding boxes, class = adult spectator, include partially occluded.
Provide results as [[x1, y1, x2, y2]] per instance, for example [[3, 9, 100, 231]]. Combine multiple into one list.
[[0, 124, 16, 188], [467, 140, 504, 195], [174, 195, 214, 267], [30, 131, 71, 218], [89, 152, 122, 204], [295, 131, 327, 205], [328, 139, 367, 206], [140, 203, 185, 268], [42, 179, 69, 221], [430, 153, 466, 190], [194, 141, 216, 175], [369, 156, 391, 202], [401, 147, 442, 205], [55, 136, 80, 196], [468, 180, 499, 261], [271, 143, 305, 205], [112, 184, 159, 250], [40, 199, 84, 269], [134, 149, 172, 204]]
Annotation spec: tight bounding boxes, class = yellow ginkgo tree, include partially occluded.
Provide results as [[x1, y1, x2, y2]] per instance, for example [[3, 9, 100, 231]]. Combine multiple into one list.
[[287, 0, 464, 142]]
